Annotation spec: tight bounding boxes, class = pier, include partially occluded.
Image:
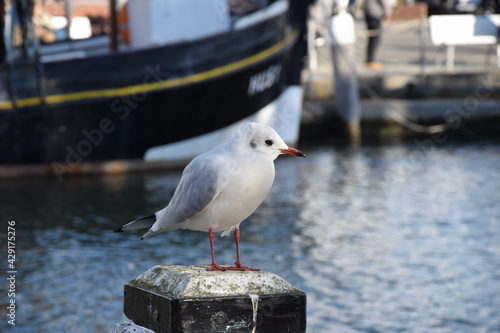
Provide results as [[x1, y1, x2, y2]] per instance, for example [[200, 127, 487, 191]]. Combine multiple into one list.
[[303, 6, 500, 139]]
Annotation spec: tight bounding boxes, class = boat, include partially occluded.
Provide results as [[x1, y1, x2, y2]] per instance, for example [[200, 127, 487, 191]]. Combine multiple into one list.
[[0, 0, 309, 179]]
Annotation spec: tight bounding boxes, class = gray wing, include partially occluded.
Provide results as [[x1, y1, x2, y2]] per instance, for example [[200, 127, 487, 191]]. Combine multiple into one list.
[[154, 155, 222, 229]]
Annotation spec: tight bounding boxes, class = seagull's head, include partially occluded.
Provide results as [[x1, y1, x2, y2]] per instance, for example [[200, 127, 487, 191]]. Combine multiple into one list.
[[235, 122, 305, 160]]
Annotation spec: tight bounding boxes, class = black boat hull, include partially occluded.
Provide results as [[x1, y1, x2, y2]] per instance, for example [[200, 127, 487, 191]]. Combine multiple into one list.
[[0, 7, 305, 177]]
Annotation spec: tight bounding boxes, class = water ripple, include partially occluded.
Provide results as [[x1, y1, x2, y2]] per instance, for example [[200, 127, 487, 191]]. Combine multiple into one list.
[[0, 140, 499, 332]]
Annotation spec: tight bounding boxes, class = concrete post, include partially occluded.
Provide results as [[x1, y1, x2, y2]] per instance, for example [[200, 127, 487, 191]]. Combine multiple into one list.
[[110, 265, 306, 333]]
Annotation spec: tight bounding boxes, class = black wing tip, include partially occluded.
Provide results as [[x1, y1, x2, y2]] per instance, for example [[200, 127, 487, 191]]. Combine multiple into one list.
[[113, 226, 123, 233], [140, 236, 145, 241]]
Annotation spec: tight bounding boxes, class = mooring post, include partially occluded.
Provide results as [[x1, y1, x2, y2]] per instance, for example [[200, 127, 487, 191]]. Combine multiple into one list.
[[110, 265, 306, 333]]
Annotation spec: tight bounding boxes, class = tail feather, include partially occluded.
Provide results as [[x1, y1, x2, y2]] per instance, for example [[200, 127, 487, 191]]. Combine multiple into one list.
[[140, 228, 162, 240], [113, 214, 156, 233]]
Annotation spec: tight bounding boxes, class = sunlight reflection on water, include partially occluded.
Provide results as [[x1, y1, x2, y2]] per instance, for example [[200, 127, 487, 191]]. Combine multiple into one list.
[[0, 140, 499, 332]]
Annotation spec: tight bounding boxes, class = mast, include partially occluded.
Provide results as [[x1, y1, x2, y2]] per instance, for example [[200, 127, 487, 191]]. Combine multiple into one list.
[[14, 0, 35, 61], [109, 0, 118, 51], [64, 0, 72, 40], [0, 0, 6, 63]]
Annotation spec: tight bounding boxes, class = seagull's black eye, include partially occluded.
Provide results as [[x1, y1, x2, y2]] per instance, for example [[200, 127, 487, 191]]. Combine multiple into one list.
[[265, 139, 273, 146]]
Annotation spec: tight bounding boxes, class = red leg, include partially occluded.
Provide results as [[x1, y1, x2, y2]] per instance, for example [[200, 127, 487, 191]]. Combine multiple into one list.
[[207, 229, 226, 271], [226, 228, 259, 271]]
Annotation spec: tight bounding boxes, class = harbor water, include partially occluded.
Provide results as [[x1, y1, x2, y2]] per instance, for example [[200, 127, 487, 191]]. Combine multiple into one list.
[[1, 139, 499, 332]]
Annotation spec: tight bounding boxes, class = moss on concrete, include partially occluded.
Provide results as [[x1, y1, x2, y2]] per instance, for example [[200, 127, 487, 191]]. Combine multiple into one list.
[[130, 265, 302, 298]]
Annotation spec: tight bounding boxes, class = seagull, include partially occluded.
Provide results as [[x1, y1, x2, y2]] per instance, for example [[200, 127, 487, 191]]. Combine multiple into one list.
[[114, 122, 305, 271]]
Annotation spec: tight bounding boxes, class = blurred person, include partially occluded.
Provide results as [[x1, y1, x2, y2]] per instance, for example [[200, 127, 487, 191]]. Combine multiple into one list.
[[480, 0, 500, 13], [363, 0, 393, 70]]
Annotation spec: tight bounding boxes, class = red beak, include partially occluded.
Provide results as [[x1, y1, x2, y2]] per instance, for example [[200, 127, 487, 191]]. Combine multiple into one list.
[[279, 147, 306, 157]]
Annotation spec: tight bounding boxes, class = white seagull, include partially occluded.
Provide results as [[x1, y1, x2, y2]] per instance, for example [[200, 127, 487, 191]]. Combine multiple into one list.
[[114, 122, 305, 271]]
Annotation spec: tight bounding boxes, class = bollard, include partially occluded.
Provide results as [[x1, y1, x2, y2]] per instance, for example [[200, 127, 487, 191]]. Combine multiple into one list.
[[111, 265, 306, 333]]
